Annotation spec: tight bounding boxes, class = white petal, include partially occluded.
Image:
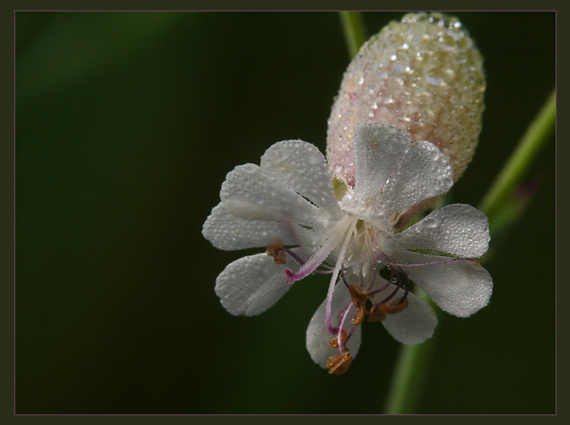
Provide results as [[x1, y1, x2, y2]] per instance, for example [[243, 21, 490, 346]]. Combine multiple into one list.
[[306, 283, 362, 368], [393, 204, 490, 258], [396, 252, 493, 318], [260, 140, 343, 217], [371, 282, 438, 345], [220, 163, 327, 230], [352, 122, 411, 200], [215, 252, 301, 316], [203, 204, 316, 251], [366, 141, 454, 224]]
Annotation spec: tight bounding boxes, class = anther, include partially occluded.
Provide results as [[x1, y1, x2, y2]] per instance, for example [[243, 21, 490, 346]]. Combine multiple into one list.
[[366, 308, 387, 322], [266, 240, 286, 265], [367, 296, 409, 322], [326, 348, 352, 375], [329, 329, 348, 348], [348, 284, 373, 326]]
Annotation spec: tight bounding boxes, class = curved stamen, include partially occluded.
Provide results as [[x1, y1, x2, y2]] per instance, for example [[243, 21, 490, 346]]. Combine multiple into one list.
[[379, 276, 402, 305], [367, 266, 410, 307], [398, 269, 410, 304], [359, 262, 378, 292], [337, 302, 354, 354], [345, 322, 357, 344], [367, 266, 395, 297], [385, 255, 472, 268], [340, 264, 350, 288], [285, 217, 355, 285], [327, 302, 352, 337], [278, 247, 305, 265], [278, 247, 334, 274], [369, 249, 468, 307], [324, 219, 358, 333]]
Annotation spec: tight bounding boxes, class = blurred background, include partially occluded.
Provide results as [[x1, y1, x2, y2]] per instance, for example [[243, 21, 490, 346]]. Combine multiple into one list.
[[16, 11, 555, 414]]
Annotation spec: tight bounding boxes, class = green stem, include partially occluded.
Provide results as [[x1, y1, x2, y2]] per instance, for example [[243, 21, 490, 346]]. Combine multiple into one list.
[[383, 90, 556, 414], [339, 12, 367, 58], [479, 90, 556, 219]]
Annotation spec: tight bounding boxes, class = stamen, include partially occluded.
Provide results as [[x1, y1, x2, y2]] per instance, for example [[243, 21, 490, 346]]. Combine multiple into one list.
[[324, 219, 358, 333], [367, 296, 409, 322], [345, 323, 357, 344], [365, 264, 411, 310], [382, 254, 474, 269], [329, 329, 347, 348], [340, 264, 350, 288], [327, 302, 351, 336], [285, 216, 356, 285], [330, 305, 358, 350], [277, 246, 302, 264], [284, 222, 347, 284], [348, 284, 373, 326], [273, 246, 335, 275], [326, 348, 352, 375], [266, 241, 286, 265], [399, 271, 410, 304], [381, 296, 409, 314], [336, 302, 354, 353], [379, 269, 407, 305], [367, 266, 395, 297], [366, 308, 386, 322]]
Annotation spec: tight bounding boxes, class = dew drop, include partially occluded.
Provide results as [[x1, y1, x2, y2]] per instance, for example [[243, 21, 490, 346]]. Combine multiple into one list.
[[422, 217, 439, 228], [426, 76, 442, 86]]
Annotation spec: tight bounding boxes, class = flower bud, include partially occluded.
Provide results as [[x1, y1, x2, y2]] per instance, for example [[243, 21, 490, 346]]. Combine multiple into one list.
[[327, 13, 485, 189]]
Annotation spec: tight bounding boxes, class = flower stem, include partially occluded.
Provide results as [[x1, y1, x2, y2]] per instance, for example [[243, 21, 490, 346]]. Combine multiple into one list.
[[383, 90, 555, 414], [339, 12, 367, 59], [479, 90, 556, 221]]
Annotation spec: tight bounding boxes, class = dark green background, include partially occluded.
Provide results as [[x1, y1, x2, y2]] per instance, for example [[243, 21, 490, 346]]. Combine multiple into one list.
[[16, 12, 555, 414]]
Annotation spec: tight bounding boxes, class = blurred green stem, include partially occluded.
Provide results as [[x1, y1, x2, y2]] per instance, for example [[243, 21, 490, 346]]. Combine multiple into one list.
[[383, 91, 555, 414], [479, 90, 555, 220], [339, 12, 366, 58]]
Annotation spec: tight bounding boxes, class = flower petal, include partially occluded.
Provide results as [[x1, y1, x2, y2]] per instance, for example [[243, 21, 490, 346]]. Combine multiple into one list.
[[220, 163, 326, 230], [306, 283, 362, 368], [352, 122, 411, 201], [366, 140, 454, 225], [395, 252, 493, 318], [260, 140, 343, 217], [372, 282, 438, 345], [393, 204, 490, 258], [203, 204, 316, 251], [215, 252, 301, 316]]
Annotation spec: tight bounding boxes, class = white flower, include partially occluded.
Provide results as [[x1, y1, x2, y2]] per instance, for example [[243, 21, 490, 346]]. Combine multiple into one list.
[[202, 121, 492, 374]]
